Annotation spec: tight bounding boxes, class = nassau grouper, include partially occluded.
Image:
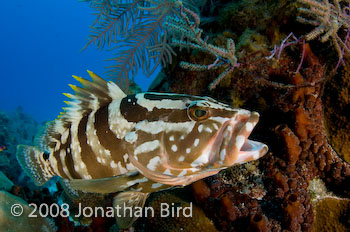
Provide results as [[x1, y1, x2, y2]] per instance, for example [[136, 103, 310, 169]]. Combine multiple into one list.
[[16, 71, 268, 228]]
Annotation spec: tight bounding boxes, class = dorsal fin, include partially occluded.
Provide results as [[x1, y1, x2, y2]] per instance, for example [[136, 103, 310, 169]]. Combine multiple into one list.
[[35, 70, 126, 152], [63, 70, 126, 121]]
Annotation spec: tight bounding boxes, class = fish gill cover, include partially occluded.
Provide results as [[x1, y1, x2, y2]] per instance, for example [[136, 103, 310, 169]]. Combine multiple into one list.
[[1, 0, 350, 231]]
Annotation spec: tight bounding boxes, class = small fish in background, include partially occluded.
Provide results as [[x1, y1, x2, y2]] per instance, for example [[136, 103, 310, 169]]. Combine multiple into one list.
[[16, 71, 268, 228], [0, 146, 7, 152]]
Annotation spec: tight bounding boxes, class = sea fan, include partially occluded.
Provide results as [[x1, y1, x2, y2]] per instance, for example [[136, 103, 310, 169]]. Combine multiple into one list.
[[81, 0, 187, 88]]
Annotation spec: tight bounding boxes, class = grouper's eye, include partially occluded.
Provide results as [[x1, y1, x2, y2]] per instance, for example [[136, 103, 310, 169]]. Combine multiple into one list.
[[188, 105, 210, 121]]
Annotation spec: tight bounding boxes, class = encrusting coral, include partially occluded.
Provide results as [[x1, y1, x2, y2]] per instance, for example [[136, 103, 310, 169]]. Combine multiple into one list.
[[140, 188, 218, 232], [323, 61, 350, 163], [308, 178, 350, 231], [312, 196, 350, 232]]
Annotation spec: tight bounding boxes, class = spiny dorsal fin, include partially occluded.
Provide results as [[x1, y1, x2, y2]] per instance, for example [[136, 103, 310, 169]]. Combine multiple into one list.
[[63, 70, 126, 120], [35, 71, 126, 152], [113, 191, 149, 229]]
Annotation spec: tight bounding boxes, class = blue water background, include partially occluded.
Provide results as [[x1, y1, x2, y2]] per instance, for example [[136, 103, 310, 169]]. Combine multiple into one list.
[[0, 0, 157, 123]]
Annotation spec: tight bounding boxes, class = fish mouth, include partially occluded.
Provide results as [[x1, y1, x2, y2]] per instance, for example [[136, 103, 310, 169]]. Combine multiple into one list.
[[210, 111, 268, 167]]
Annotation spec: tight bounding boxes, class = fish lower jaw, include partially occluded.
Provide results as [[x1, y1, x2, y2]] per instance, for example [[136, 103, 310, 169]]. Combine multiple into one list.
[[219, 124, 267, 166], [235, 140, 268, 164]]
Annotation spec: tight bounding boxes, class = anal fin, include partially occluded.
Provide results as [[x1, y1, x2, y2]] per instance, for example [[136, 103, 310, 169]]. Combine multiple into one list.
[[113, 191, 149, 229]]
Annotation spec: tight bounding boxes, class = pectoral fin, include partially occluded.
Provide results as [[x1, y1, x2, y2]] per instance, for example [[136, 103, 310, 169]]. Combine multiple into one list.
[[113, 191, 149, 229], [128, 154, 223, 186], [69, 172, 140, 194]]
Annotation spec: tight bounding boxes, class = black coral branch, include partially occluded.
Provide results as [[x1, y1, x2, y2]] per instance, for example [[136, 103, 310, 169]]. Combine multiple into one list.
[[82, 0, 142, 50], [82, 0, 180, 88]]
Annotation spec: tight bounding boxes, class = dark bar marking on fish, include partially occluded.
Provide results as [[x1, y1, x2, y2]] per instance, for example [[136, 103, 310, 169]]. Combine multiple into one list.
[[52, 148, 69, 179], [64, 133, 82, 179], [78, 114, 111, 178], [94, 105, 127, 168], [57, 132, 75, 179]]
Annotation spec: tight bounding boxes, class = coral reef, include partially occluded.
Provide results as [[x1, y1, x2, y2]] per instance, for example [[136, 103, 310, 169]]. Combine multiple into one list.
[[0, 107, 40, 188], [190, 174, 273, 231], [2, 0, 350, 231], [148, 0, 350, 230]]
